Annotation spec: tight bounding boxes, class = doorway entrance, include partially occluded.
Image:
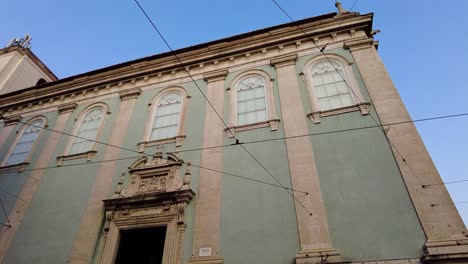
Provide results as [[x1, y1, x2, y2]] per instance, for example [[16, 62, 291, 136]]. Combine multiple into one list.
[[115, 226, 167, 264]]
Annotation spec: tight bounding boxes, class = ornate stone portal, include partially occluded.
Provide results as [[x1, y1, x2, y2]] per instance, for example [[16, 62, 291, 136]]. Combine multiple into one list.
[[97, 149, 194, 264]]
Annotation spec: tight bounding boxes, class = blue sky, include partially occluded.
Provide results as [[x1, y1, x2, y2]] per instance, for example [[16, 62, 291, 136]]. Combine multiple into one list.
[[1, 0, 467, 225]]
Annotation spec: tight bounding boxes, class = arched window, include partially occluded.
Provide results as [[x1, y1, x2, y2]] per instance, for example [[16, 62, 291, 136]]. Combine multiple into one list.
[[303, 55, 368, 124], [139, 88, 188, 151], [236, 75, 268, 126], [150, 92, 183, 141], [310, 59, 354, 111], [226, 70, 279, 137], [69, 107, 105, 155], [3, 118, 45, 166]]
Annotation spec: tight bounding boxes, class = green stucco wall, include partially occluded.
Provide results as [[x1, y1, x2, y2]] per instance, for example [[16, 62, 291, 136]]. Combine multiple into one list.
[[220, 67, 300, 264], [4, 98, 120, 264], [0, 49, 427, 264], [296, 49, 426, 261]]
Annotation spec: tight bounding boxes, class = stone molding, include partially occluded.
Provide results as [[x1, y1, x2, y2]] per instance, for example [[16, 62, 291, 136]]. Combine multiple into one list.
[[225, 119, 280, 137], [0, 14, 373, 117], [140, 87, 189, 152], [0, 162, 29, 173], [203, 69, 228, 82], [270, 54, 298, 68], [137, 135, 186, 152], [307, 102, 371, 124], [187, 257, 224, 264], [56, 150, 97, 166], [2, 115, 22, 126], [296, 248, 342, 264], [422, 238, 468, 263], [57, 102, 78, 114], [118, 88, 141, 101], [343, 38, 374, 51], [97, 153, 194, 264]]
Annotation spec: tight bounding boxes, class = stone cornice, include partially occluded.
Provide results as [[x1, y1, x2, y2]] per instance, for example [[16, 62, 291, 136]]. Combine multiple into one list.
[[0, 13, 373, 113], [119, 87, 141, 101], [203, 69, 229, 82], [270, 54, 298, 68], [343, 38, 374, 51], [57, 102, 78, 115], [3, 115, 22, 126]]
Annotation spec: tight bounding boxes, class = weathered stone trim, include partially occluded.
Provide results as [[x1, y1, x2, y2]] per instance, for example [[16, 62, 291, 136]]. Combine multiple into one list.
[[137, 135, 186, 152], [203, 69, 228, 82], [272, 55, 341, 263], [56, 150, 97, 166], [225, 119, 280, 137], [307, 102, 370, 124], [2, 115, 22, 126], [1, 116, 48, 167], [118, 87, 141, 101], [57, 102, 78, 114], [60, 102, 109, 159], [0, 162, 29, 173], [270, 54, 298, 67], [189, 75, 225, 263], [140, 87, 189, 153], [227, 69, 279, 132]]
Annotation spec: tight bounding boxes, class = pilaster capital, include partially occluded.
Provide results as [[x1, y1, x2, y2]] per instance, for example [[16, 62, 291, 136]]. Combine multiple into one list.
[[203, 69, 228, 83], [119, 88, 142, 101], [343, 38, 375, 51], [270, 54, 298, 68], [57, 103, 78, 115], [3, 115, 22, 126]]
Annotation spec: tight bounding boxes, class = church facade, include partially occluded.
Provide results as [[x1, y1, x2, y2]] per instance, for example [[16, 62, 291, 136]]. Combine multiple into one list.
[[0, 6, 467, 264]]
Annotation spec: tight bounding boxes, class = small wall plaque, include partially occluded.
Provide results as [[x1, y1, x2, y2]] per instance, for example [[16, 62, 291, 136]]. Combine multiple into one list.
[[199, 247, 212, 257]]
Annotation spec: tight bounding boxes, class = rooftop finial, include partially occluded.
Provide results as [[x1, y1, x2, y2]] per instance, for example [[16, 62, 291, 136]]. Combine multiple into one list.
[[335, 1, 349, 15], [6, 35, 32, 49]]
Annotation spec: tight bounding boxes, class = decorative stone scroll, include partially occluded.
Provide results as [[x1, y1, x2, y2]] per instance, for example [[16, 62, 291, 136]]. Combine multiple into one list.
[[97, 148, 194, 264]]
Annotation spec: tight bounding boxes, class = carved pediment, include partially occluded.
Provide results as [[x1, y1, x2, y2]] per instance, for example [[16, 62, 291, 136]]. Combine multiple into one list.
[[113, 148, 191, 199]]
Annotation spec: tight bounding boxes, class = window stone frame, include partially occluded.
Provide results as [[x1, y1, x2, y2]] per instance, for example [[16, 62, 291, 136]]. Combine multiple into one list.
[[57, 102, 109, 165], [138, 87, 188, 152], [0, 116, 48, 172], [226, 69, 280, 137], [302, 54, 370, 124]]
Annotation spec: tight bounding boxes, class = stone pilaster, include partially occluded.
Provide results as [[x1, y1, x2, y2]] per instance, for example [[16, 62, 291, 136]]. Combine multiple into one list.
[[0, 107, 75, 263], [344, 38, 468, 263], [271, 54, 341, 264], [68, 89, 140, 264], [188, 70, 228, 264]]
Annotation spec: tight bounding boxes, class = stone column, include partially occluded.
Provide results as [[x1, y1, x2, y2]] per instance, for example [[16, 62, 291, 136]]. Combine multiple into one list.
[[271, 54, 341, 263], [188, 70, 227, 264], [0, 103, 77, 263], [344, 38, 468, 262], [68, 88, 141, 264]]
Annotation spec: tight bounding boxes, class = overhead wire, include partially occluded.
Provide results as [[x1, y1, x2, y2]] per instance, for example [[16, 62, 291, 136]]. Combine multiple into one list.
[[0, 197, 12, 228], [269, 0, 430, 188], [170, 112, 468, 153], [0, 1, 464, 211], [0, 116, 308, 194], [132, 0, 313, 214]]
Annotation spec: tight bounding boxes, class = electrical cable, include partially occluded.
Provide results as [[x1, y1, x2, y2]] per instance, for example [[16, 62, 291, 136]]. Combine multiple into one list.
[[0, 116, 307, 194], [269, 0, 429, 187], [132, 0, 313, 214], [171, 112, 468, 153], [0, 197, 12, 228]]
